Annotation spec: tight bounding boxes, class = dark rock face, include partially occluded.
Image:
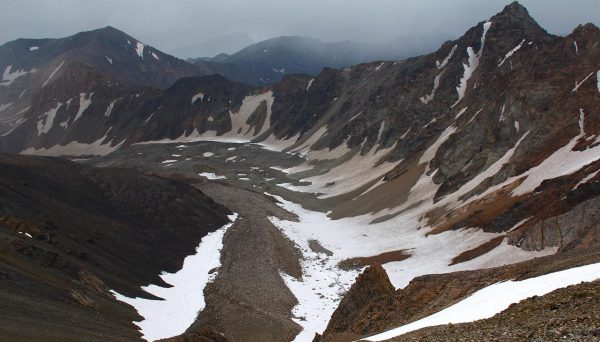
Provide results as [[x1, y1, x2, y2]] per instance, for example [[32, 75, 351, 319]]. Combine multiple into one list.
[[318, 265, 394, 341], [0, 154, 231, 340]]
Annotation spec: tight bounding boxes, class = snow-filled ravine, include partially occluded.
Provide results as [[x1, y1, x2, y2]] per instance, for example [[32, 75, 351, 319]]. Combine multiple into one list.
[[364, 262, 600, 341], [111, 213, 238, 341], [265, 193, 552, 342]]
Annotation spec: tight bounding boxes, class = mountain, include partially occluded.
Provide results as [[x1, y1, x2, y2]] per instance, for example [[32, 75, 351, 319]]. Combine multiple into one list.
[[0, 26, 210, 136], [2, 1, 600, 341], [0, 154, 230, 341], [189, 34, 451, 86], [171, 32, 255, 59]]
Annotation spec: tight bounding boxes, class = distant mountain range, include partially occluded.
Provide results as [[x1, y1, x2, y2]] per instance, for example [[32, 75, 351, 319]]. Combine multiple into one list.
[[190, 33, 453, 86]]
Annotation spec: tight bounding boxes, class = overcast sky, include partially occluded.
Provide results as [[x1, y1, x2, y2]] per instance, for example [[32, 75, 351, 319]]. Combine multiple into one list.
[[1, 0, 598, 54]]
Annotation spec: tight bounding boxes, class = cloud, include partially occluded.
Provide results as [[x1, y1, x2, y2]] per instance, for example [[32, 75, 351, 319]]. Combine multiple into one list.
[[1, 0, 598, 55]]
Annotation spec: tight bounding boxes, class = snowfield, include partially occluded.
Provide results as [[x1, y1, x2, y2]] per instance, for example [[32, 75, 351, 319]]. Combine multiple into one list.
[[111, 213, 238, 341], [365, 262, 600, 341]]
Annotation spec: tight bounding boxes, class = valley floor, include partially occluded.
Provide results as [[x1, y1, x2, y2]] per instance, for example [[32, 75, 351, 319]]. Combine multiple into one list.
[[88, 139, 590, 341]]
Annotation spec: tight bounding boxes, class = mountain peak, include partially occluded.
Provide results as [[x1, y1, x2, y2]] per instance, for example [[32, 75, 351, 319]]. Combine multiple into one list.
[[501, 1, 530, 16], [484, 1, 550, 41]]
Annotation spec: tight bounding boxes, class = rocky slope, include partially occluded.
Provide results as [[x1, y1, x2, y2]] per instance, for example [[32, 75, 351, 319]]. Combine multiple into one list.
[[0, 26, 210, 136], [4, 2, 599, 255], [0, 154, 231, 341]]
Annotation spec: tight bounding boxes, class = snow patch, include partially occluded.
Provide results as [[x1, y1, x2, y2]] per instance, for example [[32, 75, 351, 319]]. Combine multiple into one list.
[[151, 52, 159, 60], [36, 102, 63, 135], [453, 21, 491, 107], [306, 78, 314, 91], [111, 214, 239, 341], [105, 56, 113, 64], [29, 46, 39, 51], [1, 65, 37, 86], [191, 92, 204, 105], [22, 134, 123, 156], [135, 42, 145, 59], [365, 262, 600, 341], [202, 152, 215, 157], [73, 93, 94, 122], [199, 172, 227, 180]]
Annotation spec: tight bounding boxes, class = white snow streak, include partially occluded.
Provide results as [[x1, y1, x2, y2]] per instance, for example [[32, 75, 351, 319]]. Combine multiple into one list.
[[436, 44, 457, 69], [453, 21, 492, 107], [306, 78, 314, 91], [572, 71, 595, 92], [104, 99, 117, 117], [498, 39, 525, 67], [42, 60, 65, 87], [365, 262, 600, 341]]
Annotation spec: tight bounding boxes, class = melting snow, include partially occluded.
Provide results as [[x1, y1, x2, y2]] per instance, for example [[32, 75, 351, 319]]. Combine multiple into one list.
[[572, 71, 595, 92], [135, 42, 145, 59], [1, 65, 37, 86], [273, 67, 285, 73], [199, 172, 227, 180], [191, 92, 204, 105], [306, 78, 314, 91], [36, 102, 63, 135], [365, 262, 600, 341], [375, 62, 385, 71], [436, 45, 457, 69], [105, 56, 113, 64], [151, 52, 159, 60], [22, 134, 123, 156], [498, 39, 525, 67], [104, 99, 117, 117], [73, 93, 94, 122], [455, 107, 468, 120], [499, 103, 507, 122], [453, 21, 492, 107], [161, 159, 178, 164], [574, 41, 579, 55], [29, 46, 39, 51], [420, 70, 445, 104], [202, 152, 214, 157], [42, 60, 65, 87], [111, 214, 238, 341]]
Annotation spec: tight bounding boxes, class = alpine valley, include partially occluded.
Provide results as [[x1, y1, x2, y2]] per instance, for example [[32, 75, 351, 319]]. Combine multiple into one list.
[[1, 2, 600, 342]]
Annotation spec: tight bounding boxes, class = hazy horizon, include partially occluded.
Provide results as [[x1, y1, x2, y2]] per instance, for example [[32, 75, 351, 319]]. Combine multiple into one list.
[[1, 0, 598, 58]]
